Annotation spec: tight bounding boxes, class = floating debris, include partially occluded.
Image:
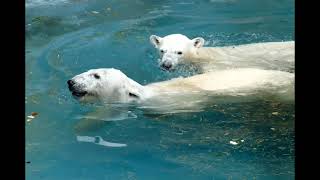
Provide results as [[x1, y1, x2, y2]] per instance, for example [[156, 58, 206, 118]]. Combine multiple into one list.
[[229, 138, 245, 145], [76, 136, 126, 147], [256, 139, 264, 144], [91, 11, 99, 14], [26, 112, 39, 122], [229, 141, 238, 145], [271, 127, 276, 131], [31, 112, 38, 116], [272, 112, 279, 115]]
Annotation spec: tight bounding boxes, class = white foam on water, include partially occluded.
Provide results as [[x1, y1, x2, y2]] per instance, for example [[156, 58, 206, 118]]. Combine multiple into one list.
[[26, 0, 70, 8], [76, 136, 127, 147]]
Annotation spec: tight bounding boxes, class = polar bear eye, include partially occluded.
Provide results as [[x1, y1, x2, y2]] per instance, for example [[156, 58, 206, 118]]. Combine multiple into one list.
[[93, 73, 100, 79], [177, 51, 183, 55], [160, 49, 164, 53]]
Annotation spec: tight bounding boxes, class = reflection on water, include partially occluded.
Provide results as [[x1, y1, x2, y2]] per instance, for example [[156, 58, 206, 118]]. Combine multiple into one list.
[[26, 0, 294, 179], [76, 135, 127, 147]]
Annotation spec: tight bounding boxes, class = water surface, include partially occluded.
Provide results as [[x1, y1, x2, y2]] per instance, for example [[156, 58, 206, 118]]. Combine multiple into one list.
[[26, 0, 294, 179]]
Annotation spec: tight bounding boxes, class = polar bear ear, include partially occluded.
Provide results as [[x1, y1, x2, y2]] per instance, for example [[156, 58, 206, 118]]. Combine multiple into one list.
[[192, 37, 205, 48], [150, 35, 162, 48]]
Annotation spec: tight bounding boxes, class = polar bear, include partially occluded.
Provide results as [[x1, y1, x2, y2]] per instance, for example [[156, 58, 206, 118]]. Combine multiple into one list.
[[150, 34, 295, 73], [67, 68, 294, 115]]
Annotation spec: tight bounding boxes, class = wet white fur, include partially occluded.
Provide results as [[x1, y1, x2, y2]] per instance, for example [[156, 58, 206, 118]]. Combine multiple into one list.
[[70, 68, 294, 112], [150, 34, 294, 72]]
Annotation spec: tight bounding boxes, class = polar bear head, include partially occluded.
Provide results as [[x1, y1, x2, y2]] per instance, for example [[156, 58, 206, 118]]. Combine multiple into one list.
[[150, 34, 205, 71], [67, 68, 144, 103]]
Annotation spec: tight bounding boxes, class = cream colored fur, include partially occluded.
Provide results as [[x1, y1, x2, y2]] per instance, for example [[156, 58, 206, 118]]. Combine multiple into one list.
[[69, 68, 294, 114], [150, 34, 294, 73]]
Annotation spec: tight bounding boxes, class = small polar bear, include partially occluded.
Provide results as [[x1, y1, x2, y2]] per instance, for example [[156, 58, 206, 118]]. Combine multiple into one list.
[[68, 68, 294, 114], [150, 34, 294, 73]]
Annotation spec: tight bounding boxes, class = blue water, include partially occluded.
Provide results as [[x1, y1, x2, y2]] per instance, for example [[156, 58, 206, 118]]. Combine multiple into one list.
[[26, 0, 294, 179]]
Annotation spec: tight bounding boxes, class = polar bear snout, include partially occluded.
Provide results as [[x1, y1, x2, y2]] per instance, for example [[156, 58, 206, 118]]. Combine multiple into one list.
[[67, 79, 88, 98], [159, 53, 179, 71], [160, 61, 173, 71], [67, 79, 76, 92], [67, 79, 75, 86]]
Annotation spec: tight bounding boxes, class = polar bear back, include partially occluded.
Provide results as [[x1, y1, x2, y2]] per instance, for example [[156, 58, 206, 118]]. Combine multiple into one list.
[[186, 41, 294, 73], [188, 68, 293, 91], [214, 41, 294, 62], [147, 68, 294, 95]]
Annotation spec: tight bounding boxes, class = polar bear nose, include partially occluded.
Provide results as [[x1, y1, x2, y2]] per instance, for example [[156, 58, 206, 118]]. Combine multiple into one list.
[[161, 62, 172, 70], [67, 79, 75, 86]]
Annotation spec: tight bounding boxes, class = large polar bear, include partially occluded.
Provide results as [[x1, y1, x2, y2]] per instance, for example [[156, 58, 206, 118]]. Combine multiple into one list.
[[68, 68, 294, 115], [150, 34, 295, 73]]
